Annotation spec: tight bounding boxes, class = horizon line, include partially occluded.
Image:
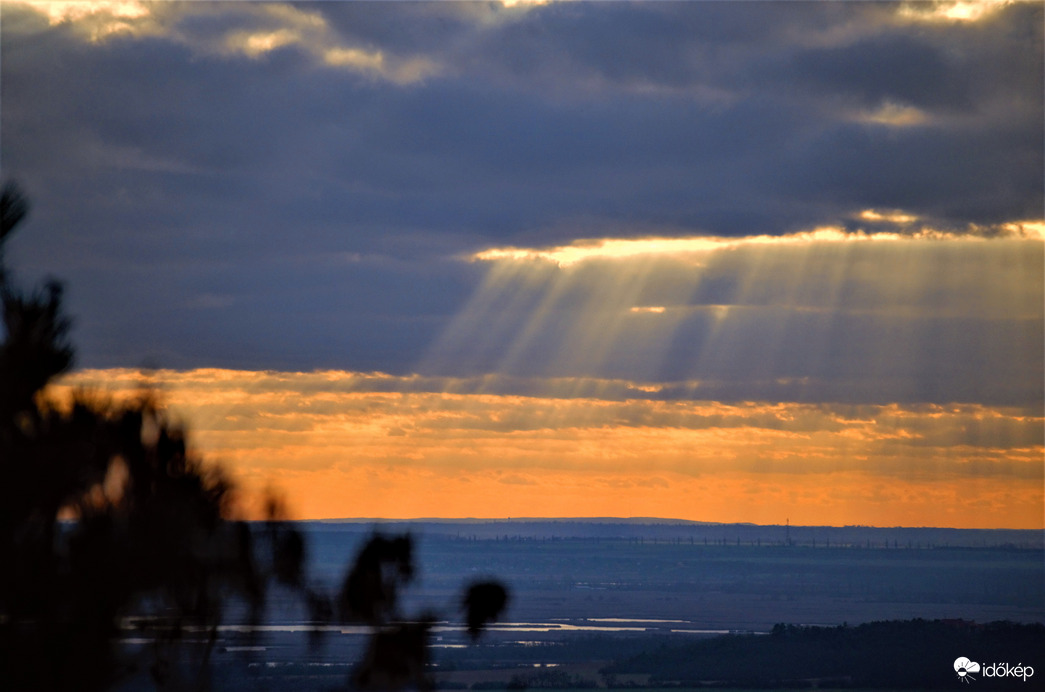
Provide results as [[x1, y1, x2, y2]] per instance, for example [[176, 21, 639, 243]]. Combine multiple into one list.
[[287, 516, 1044, 531]]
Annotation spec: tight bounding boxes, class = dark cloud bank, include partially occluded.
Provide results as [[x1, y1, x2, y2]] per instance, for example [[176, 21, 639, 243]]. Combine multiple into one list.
[[1, 1, 1041, 403]]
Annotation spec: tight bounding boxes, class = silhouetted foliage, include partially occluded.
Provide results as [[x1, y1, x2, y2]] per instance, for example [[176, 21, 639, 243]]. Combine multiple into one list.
[[336, 534, 510, 689], [0, 181, 29, 250], [0, 182, 281, 690], [340, 533, 415, 625], [355, 618, 435, 691], [0, 183, 507, 690], [463, 581, 510, 642]]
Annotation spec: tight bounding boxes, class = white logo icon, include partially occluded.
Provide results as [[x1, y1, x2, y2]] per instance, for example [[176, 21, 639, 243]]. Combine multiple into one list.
[[955, 657, 981, 683]]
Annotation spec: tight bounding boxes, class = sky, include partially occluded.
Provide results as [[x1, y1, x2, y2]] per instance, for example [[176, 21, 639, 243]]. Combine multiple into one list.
[[2, 0, 1043, 527]]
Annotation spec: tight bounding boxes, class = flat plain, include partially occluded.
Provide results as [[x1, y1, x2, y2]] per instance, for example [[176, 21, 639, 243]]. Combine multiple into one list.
[[116, 521, 1045, 690]]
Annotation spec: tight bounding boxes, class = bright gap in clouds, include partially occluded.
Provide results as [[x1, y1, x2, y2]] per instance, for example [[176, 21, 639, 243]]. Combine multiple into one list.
[[897, 0, 1013, 24], [468, 223, 1044, 267], [429, 225, 1043, 406]]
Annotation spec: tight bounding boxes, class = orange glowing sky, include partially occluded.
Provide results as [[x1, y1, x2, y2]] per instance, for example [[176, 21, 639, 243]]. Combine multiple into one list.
[[50, 228, 1045, 529], [10, 1, 1044, 529], [48, 368, 1043, 528]]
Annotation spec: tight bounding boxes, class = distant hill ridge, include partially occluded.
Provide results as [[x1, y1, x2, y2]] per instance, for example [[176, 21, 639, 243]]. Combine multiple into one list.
[[296, 518, 1043, 549], [315, 516, 721, 525]]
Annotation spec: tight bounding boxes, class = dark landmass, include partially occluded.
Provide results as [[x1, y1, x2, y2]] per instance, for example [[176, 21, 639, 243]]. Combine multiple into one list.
[[168, 618, 1045, 691], [296, 521, 1044, 630], [602, 619, 1045, 689], [309, 518, 1044, 549], [109, 521, 1043, 690]]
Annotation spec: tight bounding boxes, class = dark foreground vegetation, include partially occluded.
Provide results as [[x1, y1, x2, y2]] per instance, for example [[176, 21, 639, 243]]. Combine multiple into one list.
[[0, 183, 506, 691]]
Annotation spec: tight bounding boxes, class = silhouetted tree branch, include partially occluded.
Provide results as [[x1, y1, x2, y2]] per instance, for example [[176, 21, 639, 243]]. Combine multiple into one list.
[[0, 182, 270, 690]]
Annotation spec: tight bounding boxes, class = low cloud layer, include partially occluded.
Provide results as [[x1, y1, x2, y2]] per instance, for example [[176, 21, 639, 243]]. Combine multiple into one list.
[[50, 368, 1044, 527]]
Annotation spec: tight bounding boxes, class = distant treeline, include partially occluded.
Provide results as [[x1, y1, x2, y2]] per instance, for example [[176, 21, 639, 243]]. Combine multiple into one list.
[[603, 619, 1045, 689], [306, 520, 1045, 550]]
